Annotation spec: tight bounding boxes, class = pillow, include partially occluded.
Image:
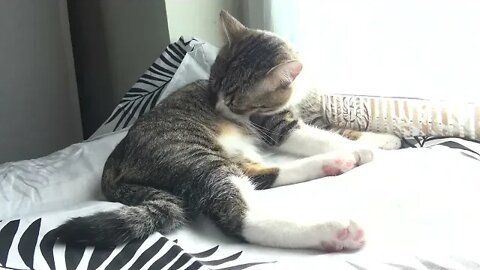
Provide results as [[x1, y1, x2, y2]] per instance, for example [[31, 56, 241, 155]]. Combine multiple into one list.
[[89, 37, 218, 139], [322, 94, 480, 141]]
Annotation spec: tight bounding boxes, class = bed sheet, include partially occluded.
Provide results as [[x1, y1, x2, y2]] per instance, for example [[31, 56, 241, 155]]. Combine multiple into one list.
[[1, 130, 480, 269]]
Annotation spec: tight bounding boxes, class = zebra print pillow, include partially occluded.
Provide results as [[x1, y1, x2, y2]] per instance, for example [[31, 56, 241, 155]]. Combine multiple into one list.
[[89, 36, 200, 139]]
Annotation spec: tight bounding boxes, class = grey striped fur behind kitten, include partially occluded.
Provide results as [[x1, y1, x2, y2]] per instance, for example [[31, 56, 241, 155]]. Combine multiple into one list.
[[56, 11, 344, 247]]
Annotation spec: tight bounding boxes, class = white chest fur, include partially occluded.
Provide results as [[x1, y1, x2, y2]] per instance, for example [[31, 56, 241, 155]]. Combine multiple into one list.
[[217, 123, 263, 163]]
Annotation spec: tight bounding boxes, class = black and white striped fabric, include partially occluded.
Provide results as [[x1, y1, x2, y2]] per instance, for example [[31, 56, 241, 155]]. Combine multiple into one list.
[[402, 136, 480, 160], [2, 216, 479, 270], [90, 36, 200, 139], [0, 217, 271, 270]]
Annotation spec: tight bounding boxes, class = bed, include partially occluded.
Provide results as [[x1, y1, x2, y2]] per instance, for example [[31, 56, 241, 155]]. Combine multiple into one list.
[[1, 37, 480, 270]]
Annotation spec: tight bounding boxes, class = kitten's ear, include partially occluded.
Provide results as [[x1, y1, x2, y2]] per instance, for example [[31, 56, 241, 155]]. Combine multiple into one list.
[[220, 10, 247, 46], [267, 61, 303, 85]]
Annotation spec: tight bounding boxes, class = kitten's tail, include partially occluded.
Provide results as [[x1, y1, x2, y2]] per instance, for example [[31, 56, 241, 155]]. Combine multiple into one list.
[[55, 185, 186, 247]]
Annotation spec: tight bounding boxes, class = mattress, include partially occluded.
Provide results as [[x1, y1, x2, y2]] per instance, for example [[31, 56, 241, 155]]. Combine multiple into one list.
[[1, 129, 480, 270]]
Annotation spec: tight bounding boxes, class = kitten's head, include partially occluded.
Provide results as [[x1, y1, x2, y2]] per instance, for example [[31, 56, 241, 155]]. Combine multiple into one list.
[[211, 10, 303, 117]]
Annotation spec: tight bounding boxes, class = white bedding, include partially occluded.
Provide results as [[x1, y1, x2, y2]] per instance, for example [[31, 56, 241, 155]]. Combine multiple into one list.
[[1, 130, 480, 270], [2, 37, 480, 269]]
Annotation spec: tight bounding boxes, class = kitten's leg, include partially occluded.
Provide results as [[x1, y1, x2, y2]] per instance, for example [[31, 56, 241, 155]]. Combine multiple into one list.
[[273, 149, 372, 187], [332, 128, 402, 150], [278, 123, 400, 157], [241, 149, 372, 188], [205, 174, 365, 251], [240, 161, 280, 189]]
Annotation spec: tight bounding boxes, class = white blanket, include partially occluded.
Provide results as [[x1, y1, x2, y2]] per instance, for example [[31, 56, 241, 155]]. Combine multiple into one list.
[[2, 37, 480, 270], [1, 130, 480, 270]]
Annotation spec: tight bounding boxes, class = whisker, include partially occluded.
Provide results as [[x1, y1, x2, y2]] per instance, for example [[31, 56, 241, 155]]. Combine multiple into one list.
[[248, 121, 279, 145]]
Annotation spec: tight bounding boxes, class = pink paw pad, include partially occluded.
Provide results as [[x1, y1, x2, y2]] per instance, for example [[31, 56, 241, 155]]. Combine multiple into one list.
[[353, 229, 364, 241], [345, 161, 355, 169], [322, 165, 341, 176], [318, 223, 365, 252], [336, 228, 350, 240], [320, 241, 343, 252]]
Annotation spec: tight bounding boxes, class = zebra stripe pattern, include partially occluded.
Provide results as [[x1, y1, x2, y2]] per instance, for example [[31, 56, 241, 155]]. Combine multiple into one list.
[[90, 36, 199, 139], [0, 218, 271, 270], [402, 136, 480, 160]]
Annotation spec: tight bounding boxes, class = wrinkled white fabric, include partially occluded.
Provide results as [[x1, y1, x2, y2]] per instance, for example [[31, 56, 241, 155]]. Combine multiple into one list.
[[1, 130, 480, 269], [2, 36, 480, 269], [0, 130, 127, 220]]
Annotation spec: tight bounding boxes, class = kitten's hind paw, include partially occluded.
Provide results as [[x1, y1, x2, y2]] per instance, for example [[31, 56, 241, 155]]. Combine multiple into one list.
[[316, 220, 365, 252]]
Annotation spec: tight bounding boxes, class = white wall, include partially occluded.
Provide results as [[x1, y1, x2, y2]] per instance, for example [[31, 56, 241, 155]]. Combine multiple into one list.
[[165, 0, 243, 47], [292, 0, 480, 101]]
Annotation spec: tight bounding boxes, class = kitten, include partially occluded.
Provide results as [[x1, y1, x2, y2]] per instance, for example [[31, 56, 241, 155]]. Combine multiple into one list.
[[56, 10, 401, 252]]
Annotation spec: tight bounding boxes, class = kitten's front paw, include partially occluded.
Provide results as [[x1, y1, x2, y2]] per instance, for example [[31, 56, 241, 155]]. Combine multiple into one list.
[[353, 149, 374, 165], [322, 149, 373, 176], [379, 134, 402, 150], [358, 132, 402, 150], [314, 220, 365, 252]]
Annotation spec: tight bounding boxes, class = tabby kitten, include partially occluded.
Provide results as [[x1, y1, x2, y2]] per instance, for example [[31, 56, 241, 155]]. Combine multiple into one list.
[[57, 10, 400, 252]]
